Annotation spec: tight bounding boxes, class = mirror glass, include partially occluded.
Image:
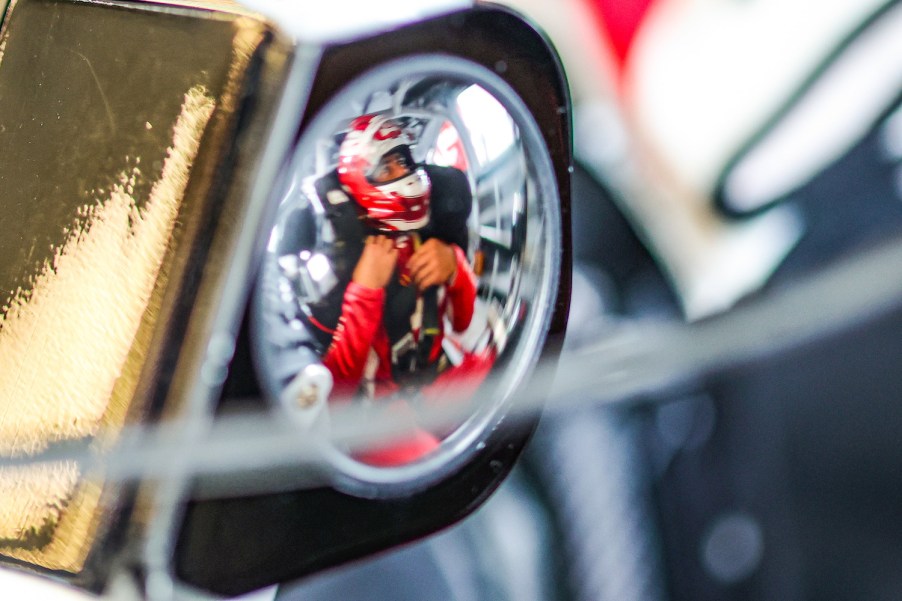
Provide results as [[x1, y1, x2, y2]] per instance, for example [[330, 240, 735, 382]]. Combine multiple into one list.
[[253, 56, 561, 493]]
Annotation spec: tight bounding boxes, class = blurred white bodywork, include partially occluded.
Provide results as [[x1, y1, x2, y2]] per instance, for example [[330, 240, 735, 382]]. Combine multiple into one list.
[[237, 0, 471, 43], [503, 0, 898, 319], [629, 0, 898, 208]]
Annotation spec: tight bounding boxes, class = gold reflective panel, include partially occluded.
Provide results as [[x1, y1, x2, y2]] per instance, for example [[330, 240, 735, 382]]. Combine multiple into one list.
[[0, 0, 271, 573]]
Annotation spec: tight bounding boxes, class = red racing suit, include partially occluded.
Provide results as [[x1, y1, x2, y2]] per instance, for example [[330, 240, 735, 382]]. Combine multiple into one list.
[[322, 243, 477, 400], [306, 165, 491, 464]]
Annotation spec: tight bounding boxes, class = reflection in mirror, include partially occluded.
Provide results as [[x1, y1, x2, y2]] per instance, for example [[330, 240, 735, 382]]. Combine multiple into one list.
[[254, 58, 559, 490]]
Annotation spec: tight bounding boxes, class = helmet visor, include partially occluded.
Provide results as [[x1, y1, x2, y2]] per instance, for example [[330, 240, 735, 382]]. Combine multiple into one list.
[[368, 145, 416, 183]]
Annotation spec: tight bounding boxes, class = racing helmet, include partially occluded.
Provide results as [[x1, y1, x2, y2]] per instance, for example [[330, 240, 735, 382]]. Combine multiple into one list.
[[337, 114, 431, 232]]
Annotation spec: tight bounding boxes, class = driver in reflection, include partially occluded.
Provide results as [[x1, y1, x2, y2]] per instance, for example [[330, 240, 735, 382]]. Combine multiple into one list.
[[306, 114, 491, 465]]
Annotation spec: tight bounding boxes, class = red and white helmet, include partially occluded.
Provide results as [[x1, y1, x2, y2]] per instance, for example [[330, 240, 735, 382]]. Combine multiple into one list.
[[337, 114, 431, 232]]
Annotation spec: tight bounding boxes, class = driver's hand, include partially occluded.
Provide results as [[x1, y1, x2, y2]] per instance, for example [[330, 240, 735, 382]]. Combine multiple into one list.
[[408, 238, 458, 291], [352, 235, 398, 289]]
